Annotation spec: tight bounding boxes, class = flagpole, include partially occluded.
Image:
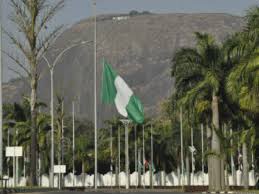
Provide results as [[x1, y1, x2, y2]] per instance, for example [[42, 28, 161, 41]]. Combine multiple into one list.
[[180, 107, 184, 186], [120, 119, 130, 189], [0, 0, 2, 179], [142, 125, 145, 188], [134, 125, 137, 188], [110, 125, 113, 188], [150, 123, 153, 189], [118, 126, 120, 188], [72, 101, 75, 187], [201, 124, 204, 185], [191, 127, 194, 185], [93, 0, 98, 189]]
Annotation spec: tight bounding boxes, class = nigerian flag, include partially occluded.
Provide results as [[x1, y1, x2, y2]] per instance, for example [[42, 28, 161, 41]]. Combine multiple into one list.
[[101, 61, 144, 124]]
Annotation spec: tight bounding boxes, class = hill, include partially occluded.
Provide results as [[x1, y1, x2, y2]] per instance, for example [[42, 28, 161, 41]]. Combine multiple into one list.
[[3, 13, 245, 125]]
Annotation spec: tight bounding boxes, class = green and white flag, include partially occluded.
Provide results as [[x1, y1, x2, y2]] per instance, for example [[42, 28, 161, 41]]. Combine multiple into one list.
[[101, 61, 144, 124]]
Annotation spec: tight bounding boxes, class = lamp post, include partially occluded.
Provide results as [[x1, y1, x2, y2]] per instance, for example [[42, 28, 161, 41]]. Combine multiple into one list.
[[43, 40, 92, 188]]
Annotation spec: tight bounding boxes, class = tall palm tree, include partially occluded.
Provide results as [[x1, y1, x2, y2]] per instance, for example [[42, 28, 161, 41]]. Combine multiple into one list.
[[5, 0, 64, 185], [225, 7, 259, 187], [172, 32, 227, 191]]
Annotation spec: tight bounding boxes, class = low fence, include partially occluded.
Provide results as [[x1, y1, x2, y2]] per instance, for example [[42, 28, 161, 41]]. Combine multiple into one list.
[[5, 170, 257, 188]]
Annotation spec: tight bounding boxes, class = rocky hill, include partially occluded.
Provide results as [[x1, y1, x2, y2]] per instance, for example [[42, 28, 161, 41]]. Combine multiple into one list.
[[3, 13, 245, 125]]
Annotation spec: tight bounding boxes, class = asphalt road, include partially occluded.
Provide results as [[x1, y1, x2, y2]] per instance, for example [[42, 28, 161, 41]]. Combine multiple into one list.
[[18, 190, 196, 194]]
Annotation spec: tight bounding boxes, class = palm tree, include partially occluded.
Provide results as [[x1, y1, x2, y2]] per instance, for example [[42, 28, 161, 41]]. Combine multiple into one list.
[[172, 32, 227, 191], [225, 7, 259, 188], [5, 0, 64, 185]]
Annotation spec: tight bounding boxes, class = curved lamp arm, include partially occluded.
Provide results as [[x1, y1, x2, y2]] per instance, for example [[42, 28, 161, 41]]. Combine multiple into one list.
[[42, 55, 51, 69], [52, 40, 93, 69]]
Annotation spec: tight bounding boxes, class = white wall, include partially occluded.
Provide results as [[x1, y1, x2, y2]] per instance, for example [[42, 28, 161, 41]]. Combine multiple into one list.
[[5, 170, 257, 187]]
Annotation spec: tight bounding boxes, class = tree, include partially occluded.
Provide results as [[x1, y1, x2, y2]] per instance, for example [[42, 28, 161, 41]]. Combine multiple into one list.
[[5, 0, 64, 185], [225, 10, 259, 188], [172, 32, 227, 191]]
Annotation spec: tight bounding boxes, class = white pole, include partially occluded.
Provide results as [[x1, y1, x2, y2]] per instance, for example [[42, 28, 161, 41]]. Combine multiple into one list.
[[118, 126, 120, 188], [23, 151, 26, 179], [201, 124, 204, 185], [120, 119, 130, 189], [50, 69, 54, 188], [13, 156, 15, 187], [125, 123, 129, 189], [110, 125, 113, 187], [8, 129, 10, 177], [134, 125, 137, 187], [142, 125, 145, 188], [16, 129, 18, 186], [61, 101, 64, 188], [0, 0, 3, 179], [93, 0, 98, 189], [72, 101, 75, 187], [38, 108, 41, 187], [180, 107, 184, 186], [191, 127, 194, 185], [151, 124, 153, 189], [230, 128, 235, 185]]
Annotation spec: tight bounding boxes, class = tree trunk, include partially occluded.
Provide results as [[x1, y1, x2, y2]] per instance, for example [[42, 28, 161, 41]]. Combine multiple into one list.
[[210, 94, 224, 191], [242, 142, 249, 189], [186, 154, 190, 186], [30, 73, 38, 186]]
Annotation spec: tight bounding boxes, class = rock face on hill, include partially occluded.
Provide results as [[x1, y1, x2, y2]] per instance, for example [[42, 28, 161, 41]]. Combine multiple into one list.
[[3, 13, 244, 125]]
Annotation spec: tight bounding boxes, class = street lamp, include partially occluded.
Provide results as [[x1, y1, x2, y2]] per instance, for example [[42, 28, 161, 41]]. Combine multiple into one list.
[[42, 40, 92, 188]]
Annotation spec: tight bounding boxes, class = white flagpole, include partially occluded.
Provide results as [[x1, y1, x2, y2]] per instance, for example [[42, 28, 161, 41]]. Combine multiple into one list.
[[191, 127, 194, 185], [142, 125, 145, 188], [93, 0, 98, 189], [110, 125, 113, 188], [118, 126, 120, 188], [0, 0, 3, 179], [201, 124, 204, 185], [180, 107, 184, 186], [72, 101, 75, 187], [120, 119, 130, 189], [151, 123, 153, 189], [230, 128, 236, 185], [135, 125, 137, 187]]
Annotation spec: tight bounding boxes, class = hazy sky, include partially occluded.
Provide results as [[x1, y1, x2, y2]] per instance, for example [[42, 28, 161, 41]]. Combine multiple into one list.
[[56, 0, 259, 26], [2, 0, 259, 82]]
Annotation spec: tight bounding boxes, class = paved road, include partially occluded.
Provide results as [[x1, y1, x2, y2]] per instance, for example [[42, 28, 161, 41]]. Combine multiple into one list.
[[17, 190, 196, 194]]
